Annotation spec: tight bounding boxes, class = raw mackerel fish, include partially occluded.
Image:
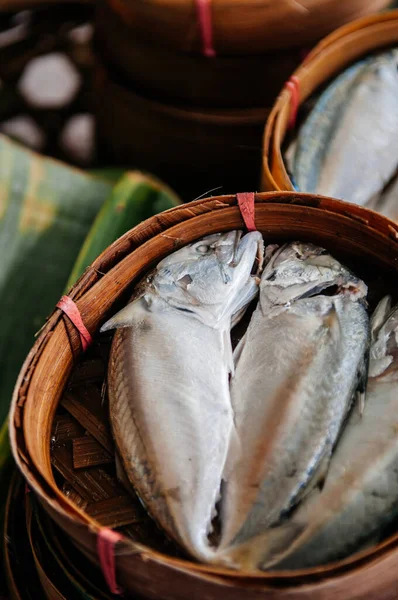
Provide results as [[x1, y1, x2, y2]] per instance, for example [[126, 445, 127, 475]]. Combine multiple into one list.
[[220, 242, 370, 557], [292, 50, 398, 208], [101, 231, 264, 561], [258, 296, 398, 570]]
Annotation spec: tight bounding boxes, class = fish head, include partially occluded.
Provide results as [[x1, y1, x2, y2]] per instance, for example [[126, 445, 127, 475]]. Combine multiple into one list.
[[100, 231, 264, 333], [153, 230, 264, 327], [260, 242, 367, 313]]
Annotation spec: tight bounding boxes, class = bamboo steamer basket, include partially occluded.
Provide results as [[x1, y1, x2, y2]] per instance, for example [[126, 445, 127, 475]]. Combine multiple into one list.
[[261, 10, 398, 193], [95, 0, 303, 109], [10, 191, 398, 600], [3, 471, 114, 600], [27, 495, 116, 600], [93, 0, 390, 174], [93, 62, 269, 200], [100, 0, 391, 55], [3, 471, 45, 600]]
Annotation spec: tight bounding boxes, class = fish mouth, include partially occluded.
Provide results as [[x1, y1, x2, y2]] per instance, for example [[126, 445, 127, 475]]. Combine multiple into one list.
[[217, 231, 243, 282], [225, 230, 243, 258], [202, 231, 244, 284]]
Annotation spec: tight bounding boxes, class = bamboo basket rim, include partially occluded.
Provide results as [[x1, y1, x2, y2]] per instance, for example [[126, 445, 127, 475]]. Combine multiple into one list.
[[261, 9, 398, 192], [9, 191, 398, 584], [96, 62, 270, 124], [103, 0, 391, 55]]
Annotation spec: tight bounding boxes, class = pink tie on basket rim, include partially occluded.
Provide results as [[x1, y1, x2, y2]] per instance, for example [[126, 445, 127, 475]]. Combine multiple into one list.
[[284, 75, 300, 130], [195, 0, 216, 58], [237, 192, 257, 232], [56, 295, 93, 352], [97, 528, 124, 595]]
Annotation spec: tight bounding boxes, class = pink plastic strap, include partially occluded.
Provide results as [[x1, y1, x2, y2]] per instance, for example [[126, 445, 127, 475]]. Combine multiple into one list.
[[285, 75, 300, 129], [97, 528, 124, 595], [195, 0, 216, 58], [237, 192, 256, 232], [56, 295, 93, 352]]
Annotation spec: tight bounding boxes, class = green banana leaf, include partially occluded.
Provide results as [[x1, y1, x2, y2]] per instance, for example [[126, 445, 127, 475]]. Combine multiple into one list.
[[89, 167, 127, 184], [0, 147, 181, 466], [65, 171, 181, 289], [0, 168, 180, 596], [0, 134, 114, 470]]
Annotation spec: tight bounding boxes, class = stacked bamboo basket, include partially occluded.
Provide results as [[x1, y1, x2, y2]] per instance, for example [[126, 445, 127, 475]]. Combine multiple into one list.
[[93, 0, 391, 199], [262, 9, 398, 196], [9, 191, 398, 600], [4, 471, 124, 599], [6, 3, 398, 600]]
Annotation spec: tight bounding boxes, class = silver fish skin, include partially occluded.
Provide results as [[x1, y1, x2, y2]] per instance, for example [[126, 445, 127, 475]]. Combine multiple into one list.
[[101, 231, 264, 562], [261, 296, 398, 571], [374, 172, 398, 222], [293, 58, 370, 194], [293, 51, 398, 208], [220, 242, 369, 552]]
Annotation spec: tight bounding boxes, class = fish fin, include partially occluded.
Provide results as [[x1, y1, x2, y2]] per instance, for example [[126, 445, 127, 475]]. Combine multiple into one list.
[[100, 296, 146, 332], [370, 295, 392, 342], [226, 277, 260, 330], [219, 522, 306, 572]]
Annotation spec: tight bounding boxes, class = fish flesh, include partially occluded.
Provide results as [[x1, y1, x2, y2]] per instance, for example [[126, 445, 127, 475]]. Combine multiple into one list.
[[293, 50, 398, 208], [220, 242, 370, 554], [259, 296, 398, 570], [101, 231, 264, 561]]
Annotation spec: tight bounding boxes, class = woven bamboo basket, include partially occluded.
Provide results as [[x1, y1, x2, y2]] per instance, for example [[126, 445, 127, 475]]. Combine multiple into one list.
[[95, 0, 303, 109], [3, 472, 44, 600], [98, 0, 391, 55], [93, 62, 269, 200], [93, 1, 391, 197], [4, 471, 116, 600], [261, 10, 398, 194], [9, 191, 398, 599]]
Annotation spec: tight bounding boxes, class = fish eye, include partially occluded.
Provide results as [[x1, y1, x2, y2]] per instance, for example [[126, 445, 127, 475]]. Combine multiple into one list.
[[196, 244, 210, 254]]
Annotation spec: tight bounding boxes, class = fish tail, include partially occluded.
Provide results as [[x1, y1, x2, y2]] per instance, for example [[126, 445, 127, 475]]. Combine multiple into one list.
[[215, 522, 306, 571]]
